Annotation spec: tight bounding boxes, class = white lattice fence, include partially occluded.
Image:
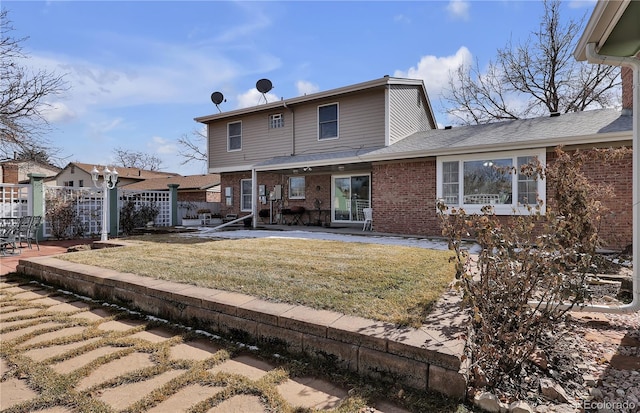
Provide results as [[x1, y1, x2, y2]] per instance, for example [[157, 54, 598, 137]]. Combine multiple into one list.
[[44, 186, 103, 238], [0, 184, 31, 218], [119, 190, 171, 227]]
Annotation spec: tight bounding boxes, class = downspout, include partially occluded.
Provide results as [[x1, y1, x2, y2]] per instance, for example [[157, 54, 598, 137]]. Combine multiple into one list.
[[545, 43, 639, 314], [252, 167, 258, 228], [284, 101, 295, 156]]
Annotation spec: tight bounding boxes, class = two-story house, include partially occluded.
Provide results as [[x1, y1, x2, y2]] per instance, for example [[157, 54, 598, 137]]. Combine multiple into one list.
[[196, 76, 437, 225], [196, 75, 634, 250]]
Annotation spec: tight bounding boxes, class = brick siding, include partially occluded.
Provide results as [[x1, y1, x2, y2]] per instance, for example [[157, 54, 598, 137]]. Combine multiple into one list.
[[219, 144, 632, 251]]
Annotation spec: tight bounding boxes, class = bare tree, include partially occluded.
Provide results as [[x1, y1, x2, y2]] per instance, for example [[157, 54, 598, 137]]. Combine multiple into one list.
[[0, 9, 68, 160], [443, 0, 621, 125], [112, 147, 163, 171], [177, 128, 207, 165]]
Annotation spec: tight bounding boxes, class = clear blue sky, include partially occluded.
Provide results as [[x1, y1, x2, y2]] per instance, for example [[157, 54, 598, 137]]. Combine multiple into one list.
[[4, 0, 596, 175]]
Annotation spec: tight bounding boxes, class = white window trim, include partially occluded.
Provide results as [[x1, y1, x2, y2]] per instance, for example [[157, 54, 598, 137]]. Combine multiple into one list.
[[269, 113, 284, 129], [227, 121, 242, 152], [240, 179, 252, 212], [317, 102, 339, 141], [289, 176, 305, 199], [436, 149, 546, 215]]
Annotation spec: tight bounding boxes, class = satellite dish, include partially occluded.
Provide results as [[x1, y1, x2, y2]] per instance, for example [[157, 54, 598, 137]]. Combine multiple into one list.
[[210, 91, 225, 113], [256, 78, 273, 94], [211, 91, 224, 105]]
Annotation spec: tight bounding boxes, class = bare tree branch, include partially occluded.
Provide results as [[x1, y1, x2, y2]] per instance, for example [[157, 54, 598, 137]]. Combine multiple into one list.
[[0, 9, 69, 160], [177, 128, 207, 165], [443, 0, 620, 125], [113, 147, 163, 171]]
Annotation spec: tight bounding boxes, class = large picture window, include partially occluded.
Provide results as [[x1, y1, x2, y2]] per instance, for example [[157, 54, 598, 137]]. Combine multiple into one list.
[[437, 150, 545, 214], [228, 121, 242, 151], [318, 103, 338, 140], [240, 179, 252, 211], [289, 176, 305, 199]]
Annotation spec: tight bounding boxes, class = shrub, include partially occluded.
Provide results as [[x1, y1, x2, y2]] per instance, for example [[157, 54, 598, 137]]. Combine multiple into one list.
[[437, 146, 630, 392], [45, 189, 87, 239], [119, 200, 160, 235]]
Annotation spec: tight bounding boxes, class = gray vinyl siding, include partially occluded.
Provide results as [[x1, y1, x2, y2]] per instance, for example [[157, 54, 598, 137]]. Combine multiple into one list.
[[389, 85, 432, 145], [208, 111, 294, 170], [293, 89, 386, 155], [208, 89, 387, 170]]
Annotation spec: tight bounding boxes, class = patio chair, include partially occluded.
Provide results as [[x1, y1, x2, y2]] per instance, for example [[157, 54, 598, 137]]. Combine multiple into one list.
[[362, 208, 372, 231], [16, 216, 33, 249], [0, 221, 20, 256], [26, 216, 42, 250]]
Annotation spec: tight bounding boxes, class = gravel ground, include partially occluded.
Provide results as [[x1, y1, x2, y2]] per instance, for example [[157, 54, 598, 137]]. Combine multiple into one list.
[[477, 262, 640, 413]]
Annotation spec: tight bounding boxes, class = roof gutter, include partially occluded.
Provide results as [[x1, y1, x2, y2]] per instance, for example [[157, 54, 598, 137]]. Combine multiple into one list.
[[535, 43, 639, 314]]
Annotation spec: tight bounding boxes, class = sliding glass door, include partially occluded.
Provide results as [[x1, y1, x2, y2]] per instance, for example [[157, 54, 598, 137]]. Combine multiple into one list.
[[332, 174, 370, 223]]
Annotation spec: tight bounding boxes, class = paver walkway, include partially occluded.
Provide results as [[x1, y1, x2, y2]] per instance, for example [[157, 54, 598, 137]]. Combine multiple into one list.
[[1, 241, 421, 412], [0, 275, 417, 412]]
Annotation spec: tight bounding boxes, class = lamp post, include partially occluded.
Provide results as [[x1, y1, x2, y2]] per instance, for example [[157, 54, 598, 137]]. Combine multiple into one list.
[[91, 166, 119, 241]]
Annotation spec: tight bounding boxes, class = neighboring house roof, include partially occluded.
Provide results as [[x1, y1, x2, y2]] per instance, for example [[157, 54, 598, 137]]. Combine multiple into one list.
[[68, 162, 180, 181], [120, 174, 221, 191], [194, 76, 437, 129], [253, 109, 632, 171]]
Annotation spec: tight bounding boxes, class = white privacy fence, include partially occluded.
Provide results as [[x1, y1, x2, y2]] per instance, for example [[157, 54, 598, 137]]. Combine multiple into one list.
[[0, 184, 31, 218], [1, 183, 174, 239], [44, 186, 103, 238], [119, 190, 172, 227]]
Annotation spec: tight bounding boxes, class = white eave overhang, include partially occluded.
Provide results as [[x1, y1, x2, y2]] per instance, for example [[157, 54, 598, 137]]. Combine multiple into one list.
[[574, 0, 640, 61]]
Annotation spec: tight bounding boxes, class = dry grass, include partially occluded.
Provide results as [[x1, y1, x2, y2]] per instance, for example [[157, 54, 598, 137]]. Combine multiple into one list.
[[60, 235, 456, 327]]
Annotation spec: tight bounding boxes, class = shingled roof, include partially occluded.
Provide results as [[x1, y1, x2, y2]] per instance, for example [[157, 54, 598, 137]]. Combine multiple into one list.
[[70, 162, 180, 181], [254, 109, 632, 170], [120, 174, 220, 191]]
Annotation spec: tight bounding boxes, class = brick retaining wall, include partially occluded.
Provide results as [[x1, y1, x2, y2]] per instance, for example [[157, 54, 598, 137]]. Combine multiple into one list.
[[17, 254, 469, 400]]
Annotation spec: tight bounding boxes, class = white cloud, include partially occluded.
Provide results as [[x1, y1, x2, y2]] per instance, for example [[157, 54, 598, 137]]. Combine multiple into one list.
[[24, 30, 280, 124], [446, 0, 470, 21], [40, 101, 76, 123], [296, 80, 319, 96], [394, 46, 473, 99], [149, 136, 177, 155], [236, 88, 279, 109]]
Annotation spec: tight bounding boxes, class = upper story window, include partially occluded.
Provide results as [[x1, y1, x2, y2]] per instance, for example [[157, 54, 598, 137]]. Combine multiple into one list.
[[289, 176, 305, 199], [63, 181, 73, 187], [269, 113, 284, 129], [437, 150, 546, 215], [318, 103, 338, 140], [228, 121, 242, 151]]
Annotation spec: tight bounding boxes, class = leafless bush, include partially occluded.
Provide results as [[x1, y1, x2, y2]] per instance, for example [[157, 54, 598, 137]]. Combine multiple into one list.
[[438, 146, 630, 391]]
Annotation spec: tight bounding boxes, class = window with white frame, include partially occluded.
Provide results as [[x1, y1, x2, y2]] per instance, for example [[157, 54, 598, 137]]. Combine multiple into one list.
[[228, 121, 242, 151], [269, 113, 284, 129], [289, 176, 305, 199], [240, 179, 252, 211], [437, 150, 545, 214], [318, 103, 338, 140]]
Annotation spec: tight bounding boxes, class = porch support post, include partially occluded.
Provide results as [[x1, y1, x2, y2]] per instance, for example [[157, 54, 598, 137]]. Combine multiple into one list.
[[252, 168, 257, 228], [28, 173, 46, 241], [168, 184, 180, 226], [108, 186, 119, 237]]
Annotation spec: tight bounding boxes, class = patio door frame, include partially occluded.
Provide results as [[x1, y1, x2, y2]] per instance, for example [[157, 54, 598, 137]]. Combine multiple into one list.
[[331, 173, 371, 224]]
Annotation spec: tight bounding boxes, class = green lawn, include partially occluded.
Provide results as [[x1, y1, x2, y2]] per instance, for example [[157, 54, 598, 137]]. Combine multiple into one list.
[[60, 235, 456, 327]]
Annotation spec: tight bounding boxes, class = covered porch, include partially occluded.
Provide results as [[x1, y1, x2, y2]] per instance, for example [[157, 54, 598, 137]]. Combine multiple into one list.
[[220, 150, 379, 231]]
